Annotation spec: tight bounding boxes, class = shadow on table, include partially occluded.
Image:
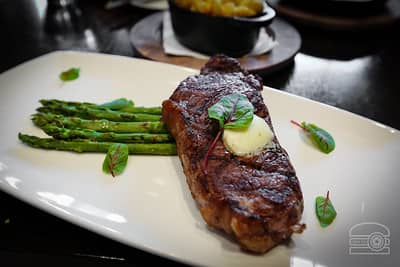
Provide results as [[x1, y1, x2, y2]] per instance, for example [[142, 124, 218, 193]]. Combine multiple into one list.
[[297, 25, 397, 60], [263, 17, 399, 90], [262, 61, 295, 89]]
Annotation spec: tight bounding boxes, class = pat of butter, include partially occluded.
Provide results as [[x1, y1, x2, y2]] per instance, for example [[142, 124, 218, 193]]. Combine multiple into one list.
[[223, 115, 274, 156]]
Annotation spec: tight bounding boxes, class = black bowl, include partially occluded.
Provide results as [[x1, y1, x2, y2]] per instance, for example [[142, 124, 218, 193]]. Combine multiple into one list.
[[168, 0, 276, 57]]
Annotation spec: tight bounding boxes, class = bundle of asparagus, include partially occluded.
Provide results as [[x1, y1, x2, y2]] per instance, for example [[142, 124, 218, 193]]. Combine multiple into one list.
[[18, 98, 177, 155]]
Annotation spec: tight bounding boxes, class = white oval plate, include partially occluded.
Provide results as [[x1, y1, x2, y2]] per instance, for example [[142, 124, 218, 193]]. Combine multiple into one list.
[[0, 51, 398, 266]]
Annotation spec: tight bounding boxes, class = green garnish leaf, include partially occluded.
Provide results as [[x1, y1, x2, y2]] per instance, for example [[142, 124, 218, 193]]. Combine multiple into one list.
[[59, 68, 80, 82], [98, 98, 134, 110], [203, 93, 254, 174], [208, 93, 254, 129], [102, 143, 129, 177], [315, 191, 337, 227], [302, 122, 335, 153], [291, 120, 335, 153]]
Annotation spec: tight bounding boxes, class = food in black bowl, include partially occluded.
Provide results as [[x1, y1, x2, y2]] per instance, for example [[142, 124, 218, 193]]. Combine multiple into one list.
[[168, 0, 276, 57]]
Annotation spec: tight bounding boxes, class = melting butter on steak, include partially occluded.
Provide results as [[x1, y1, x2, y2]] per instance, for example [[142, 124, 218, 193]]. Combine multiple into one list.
[[162, 55, 305, 253]]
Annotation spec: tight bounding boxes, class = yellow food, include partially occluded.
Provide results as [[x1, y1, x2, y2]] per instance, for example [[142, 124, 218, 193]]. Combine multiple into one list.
[[175, 0, 263, 17], [222, 115, 274, 156]]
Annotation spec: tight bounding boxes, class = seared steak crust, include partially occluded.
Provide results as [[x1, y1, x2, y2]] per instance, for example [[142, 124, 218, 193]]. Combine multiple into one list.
[[162, 55, 304, 253]]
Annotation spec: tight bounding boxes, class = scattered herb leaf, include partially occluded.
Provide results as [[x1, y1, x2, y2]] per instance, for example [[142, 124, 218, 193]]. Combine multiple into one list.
[[102, 143, 129, 177], [208, 93, 254, 129], [98, 98, 134, 110], [59, 68, 80, 82], [203, 93, 254, 174], [315, 191, 337, 227], [291, 120, 335, 153]]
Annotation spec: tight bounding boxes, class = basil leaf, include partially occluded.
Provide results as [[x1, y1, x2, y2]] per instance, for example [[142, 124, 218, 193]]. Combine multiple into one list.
[[208, 93, 254, 129], [98, 98, 134, 110], [302, 122, 335, 154], [59, 68, 80, 82], [315, 194, 337, 227], [102, 143, 129, 177]]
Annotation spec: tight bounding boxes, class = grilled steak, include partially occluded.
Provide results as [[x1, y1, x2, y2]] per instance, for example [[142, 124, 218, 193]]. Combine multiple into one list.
[[162, 55, 305, 253]]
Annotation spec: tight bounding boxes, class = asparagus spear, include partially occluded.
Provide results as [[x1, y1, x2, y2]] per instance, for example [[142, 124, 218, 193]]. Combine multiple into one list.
[[117, 106, 161, 115], [40, 99, 162, 115], [32, 113, 168, 133], [40, 99, 102, 109], [37, 104, 161, 122], [18, 133, 177, 155], [41, 125, 174, 143]]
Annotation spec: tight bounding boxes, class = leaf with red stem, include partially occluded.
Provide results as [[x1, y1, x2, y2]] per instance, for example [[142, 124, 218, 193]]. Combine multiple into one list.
[[315, 190, 337, 227], [291, 120, 335, 154], [102, 143, 129, 177], [203, 93, 254, 174]]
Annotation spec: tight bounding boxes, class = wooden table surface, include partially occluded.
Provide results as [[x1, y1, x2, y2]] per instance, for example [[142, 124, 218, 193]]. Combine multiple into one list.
[[1, 0, 399, 266]]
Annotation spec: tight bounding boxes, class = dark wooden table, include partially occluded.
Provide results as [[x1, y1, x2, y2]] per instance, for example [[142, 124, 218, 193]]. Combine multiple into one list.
[[1, 0, 399, 266]]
